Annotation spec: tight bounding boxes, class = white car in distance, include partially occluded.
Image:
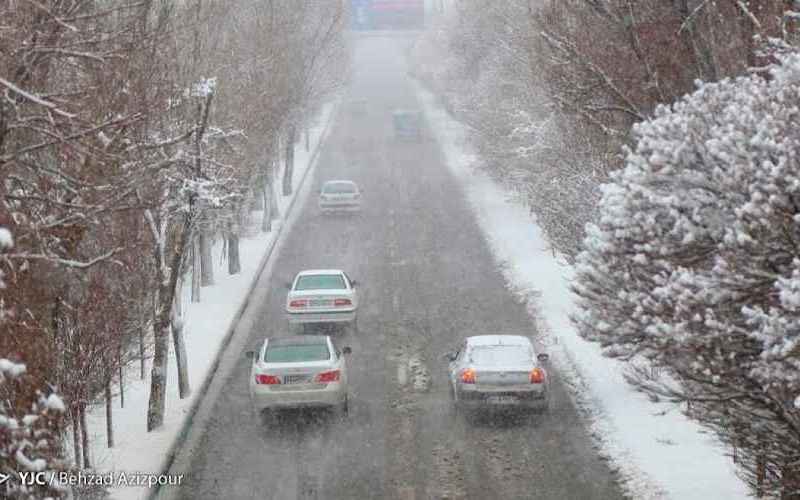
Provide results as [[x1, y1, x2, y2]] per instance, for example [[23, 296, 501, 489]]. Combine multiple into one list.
[[286, 269, 358, 333], [248, 335, 350, 415], [319, 180, 361, 213]]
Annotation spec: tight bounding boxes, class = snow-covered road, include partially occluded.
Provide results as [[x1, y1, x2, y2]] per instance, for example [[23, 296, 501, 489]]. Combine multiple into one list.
[[158, 34, 625, 500]]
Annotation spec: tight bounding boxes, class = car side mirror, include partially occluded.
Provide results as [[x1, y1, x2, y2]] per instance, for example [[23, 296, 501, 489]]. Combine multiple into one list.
[[443, 352, 457, 362], [284, 282, 293, 290], [245, 350, 255, 359], [342, 346, 352, 355], [537, 353, 549, 363], [350, 279, 357, 287]]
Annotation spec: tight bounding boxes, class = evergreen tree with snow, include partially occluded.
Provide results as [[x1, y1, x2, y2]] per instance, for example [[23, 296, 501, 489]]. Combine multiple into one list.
[[573, 52, 800, 497]]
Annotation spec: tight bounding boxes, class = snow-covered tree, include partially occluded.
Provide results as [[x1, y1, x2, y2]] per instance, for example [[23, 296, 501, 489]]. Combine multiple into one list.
[[412, 0, 797, 261], [573, 52, 800, 497], [0, 230, 68, 499], [0, 359, 68, 499]]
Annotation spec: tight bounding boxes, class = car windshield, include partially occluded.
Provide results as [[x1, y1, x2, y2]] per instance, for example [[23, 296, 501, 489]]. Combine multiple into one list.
[[323, 182, 356, 194], [264, 344, 330, 363], [295, 274, 346, 290], [393, 112, 419, 129], [469, 346, 531, 366]]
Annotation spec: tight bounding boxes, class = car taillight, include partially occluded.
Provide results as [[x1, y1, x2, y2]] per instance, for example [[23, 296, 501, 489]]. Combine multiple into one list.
[[334, 298, 352, 306], [289, 299, 307, 308], [530, 368, 545, 384], [460, 368, 476, 384], [255, 374, 281, 385], [316, 370, 340, 383]]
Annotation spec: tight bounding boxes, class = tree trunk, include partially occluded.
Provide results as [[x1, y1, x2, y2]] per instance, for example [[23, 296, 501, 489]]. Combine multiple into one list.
[[174, 274, 183, 317], [191, 237, 201, 303], [262, 183, 272, 232], [781, 464, 800, 500], [757, 454, 767, 497], [171, 305, 191, 399], [105, 381, 114, 448], [147, 210, 192, 431], [119, 356, 125, 408], [199, 230, 214, 286], [253, 186, 264, 210], [269, 158, 280, 218], [72, 408, 81, 468], [282, 125, 296, 196], [80, 403, 90, 468], [228, 221, 241, 275], [675, 0, 718, 82]]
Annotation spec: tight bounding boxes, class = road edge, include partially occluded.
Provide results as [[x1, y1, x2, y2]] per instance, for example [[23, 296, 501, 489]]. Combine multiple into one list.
[[147, 98, 340, 500]]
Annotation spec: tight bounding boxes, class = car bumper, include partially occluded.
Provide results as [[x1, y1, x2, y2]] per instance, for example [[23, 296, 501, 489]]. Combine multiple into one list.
[[286, 310, 356, 324], [394, 131, 421, 140], [251, 383, 346, 411], [319, 201, 361, 212], [456, 387, 548, 411]]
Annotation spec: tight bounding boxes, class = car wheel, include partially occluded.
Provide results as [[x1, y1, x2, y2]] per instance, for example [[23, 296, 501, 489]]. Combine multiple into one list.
[[336, 395, 349, 418], [449, 385, 460, 416]]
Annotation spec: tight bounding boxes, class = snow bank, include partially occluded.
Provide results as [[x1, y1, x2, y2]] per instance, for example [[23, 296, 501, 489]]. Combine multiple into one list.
[[413, 80, 750, 500]]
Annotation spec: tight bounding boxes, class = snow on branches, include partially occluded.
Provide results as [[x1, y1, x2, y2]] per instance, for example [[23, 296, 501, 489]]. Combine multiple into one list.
[[0, 359, 68, 499], [573, 52, 800, 495]]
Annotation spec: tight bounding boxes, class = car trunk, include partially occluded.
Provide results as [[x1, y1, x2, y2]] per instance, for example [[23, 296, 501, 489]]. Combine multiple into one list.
[[289, 290, 350, 310], [474, 365, 532, 387], [257, 360, 334, 388]]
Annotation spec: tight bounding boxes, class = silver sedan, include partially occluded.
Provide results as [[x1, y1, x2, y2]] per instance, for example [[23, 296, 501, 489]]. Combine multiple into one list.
[[318, 180, 362, 213], [445, 335, 550, 414]]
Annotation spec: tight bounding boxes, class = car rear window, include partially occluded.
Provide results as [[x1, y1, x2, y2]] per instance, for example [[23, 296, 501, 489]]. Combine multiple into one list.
[[393, 112, 420, 129], [264, 344, 330, 363], [295, 274, 346, 290], [323, 182, 356, 194], [469, 346, 531, 366]]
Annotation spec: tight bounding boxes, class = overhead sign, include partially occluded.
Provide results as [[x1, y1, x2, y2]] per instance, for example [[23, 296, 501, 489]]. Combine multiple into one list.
[[351, 0, 425, 30]]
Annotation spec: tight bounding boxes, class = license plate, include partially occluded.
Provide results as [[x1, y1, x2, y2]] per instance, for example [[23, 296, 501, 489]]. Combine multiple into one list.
[[284, 375, 311, 384], [309, 299, 330, 307], [487, 396, 518, 405]]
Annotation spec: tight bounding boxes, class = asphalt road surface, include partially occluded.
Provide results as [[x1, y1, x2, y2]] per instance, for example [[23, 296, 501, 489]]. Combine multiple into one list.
[[171, 35, 626, 500]]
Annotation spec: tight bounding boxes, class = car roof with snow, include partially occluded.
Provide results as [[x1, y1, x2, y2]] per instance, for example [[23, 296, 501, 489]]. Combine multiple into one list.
[[266, 335, 329, 346], [466, 335, 532, 347], [296, 269, 345, 276], [322, 180, 357, 186]]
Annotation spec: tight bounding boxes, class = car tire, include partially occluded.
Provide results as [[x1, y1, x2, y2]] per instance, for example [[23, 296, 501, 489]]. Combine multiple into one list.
[[449, 385, 461, 416], [337, 395, 349, 418], [347, 317, 358, 335]]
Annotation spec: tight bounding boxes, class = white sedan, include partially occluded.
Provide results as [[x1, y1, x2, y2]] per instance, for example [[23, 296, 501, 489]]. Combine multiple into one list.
[[248, 335, 350, 414], [286, 269, 358, 333], [318, 180, 361, 213], [445, 335, 550, 413]]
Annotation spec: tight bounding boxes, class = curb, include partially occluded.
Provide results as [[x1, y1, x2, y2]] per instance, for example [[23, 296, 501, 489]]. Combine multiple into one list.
[[146, 98, 340, 500]]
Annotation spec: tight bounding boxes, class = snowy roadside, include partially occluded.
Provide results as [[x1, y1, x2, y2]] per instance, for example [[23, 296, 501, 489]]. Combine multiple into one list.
[[84, 100, 338, 500], [413, 81, 751, 500]]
